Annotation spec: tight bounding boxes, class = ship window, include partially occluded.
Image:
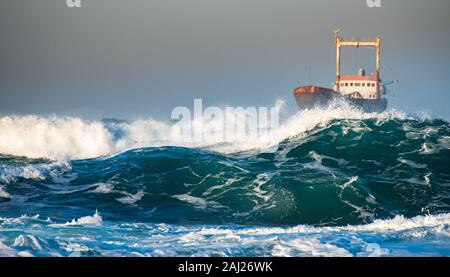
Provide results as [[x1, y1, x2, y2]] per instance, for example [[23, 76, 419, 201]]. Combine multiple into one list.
[[362, 83, 366, 87], [350, 83, 353, 86], [372, 83, 376, 87], [367, 83, 371, 87], [345, 83, 348, 86], [355, 83, 360, 86]]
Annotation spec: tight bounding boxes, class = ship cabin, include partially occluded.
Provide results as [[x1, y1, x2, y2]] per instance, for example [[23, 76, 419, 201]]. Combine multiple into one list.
[[336, 69, 381, 100]]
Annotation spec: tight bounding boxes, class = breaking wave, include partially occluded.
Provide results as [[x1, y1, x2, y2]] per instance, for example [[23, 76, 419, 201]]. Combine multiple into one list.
[[0, 102, 407, 160], [1, 103, 450, 256]]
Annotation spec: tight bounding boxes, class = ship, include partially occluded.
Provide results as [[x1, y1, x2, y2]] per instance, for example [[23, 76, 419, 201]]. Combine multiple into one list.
[[294, 30, 395, 112]]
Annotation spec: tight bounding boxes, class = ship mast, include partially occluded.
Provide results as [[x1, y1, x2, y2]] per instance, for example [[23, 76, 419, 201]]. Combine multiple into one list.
[[334, 29, 381, 92]]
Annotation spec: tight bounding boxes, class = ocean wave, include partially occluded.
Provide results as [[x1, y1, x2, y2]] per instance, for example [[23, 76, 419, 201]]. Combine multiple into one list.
[[1, 105, 450, 256], [0, 103, 409, 161], [1, 109, 449, 226], [0, 162, 70, 184]]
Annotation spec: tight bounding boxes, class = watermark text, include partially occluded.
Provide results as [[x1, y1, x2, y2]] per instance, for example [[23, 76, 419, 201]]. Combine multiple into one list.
[[66, 0, 81, 8], [366, 0, 381, 8]]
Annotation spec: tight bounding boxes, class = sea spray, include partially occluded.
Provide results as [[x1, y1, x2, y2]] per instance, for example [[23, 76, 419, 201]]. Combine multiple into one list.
[[0, 101, 407, 160]]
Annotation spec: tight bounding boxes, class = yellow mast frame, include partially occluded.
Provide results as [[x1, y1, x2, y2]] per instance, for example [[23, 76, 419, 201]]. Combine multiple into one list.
[[334, 30, 381, 92]]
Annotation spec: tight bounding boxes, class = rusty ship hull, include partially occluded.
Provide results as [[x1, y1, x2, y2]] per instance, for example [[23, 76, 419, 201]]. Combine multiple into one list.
[[294, 85, 387, 113]]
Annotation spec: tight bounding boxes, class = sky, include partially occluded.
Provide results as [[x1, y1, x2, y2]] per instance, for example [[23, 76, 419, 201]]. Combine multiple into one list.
[[1, 0, 450, 120]]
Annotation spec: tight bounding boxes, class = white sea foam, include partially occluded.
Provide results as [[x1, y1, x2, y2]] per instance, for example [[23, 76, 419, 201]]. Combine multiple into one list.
[[0, 162, 69, 184], [398, 158, 427, 169], [116, 191, 145, 205], [419, 136, 450, 155], [0, 103, 408, 161], [91, 183, 114, 194], [0, 215, 44, 226], [153, 213, 450, 257], [0, 186, 11, 199], [197, 213, 450, 237], [272, 238, 353, 257], [0, 241, 16, 256], [13, 235, 43, 251], [1, 212, 449, 257], [0, 165, 44, 184], [50, 210, 102, 227], [0, 115, 113, 160], [173, 194, 209, 209], [173, 194, 225, 210]]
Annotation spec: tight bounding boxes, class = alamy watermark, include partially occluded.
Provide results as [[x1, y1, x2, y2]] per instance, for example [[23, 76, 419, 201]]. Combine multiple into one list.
[[67, 1, 380, 9], [66, 0, 81, 8], [366, 0, 382, 8], [170, 99, 281, 144]]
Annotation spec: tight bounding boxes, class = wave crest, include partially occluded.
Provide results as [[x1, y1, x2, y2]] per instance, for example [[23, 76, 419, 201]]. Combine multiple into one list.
[[0, 104, 409, 160]]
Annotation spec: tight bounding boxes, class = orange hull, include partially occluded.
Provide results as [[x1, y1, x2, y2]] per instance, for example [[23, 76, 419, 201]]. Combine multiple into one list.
[[293, 86, 337, 110], [293, 85, 387, 112]]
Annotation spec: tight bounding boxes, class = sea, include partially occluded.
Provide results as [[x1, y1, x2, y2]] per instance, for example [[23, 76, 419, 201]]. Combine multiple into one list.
[[1, 103, 450, 257]]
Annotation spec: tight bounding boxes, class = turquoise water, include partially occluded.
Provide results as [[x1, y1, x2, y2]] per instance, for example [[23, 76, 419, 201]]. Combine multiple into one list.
[[1, 107, 450, 256]]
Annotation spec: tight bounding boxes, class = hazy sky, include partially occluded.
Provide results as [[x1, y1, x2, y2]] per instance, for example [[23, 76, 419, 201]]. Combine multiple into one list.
[[1, 0, 449, 120]]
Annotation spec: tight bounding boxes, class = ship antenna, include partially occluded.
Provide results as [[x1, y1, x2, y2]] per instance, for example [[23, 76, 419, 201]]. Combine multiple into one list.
[[308, 65, 312, 85], [334, 29, 340, 40]]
